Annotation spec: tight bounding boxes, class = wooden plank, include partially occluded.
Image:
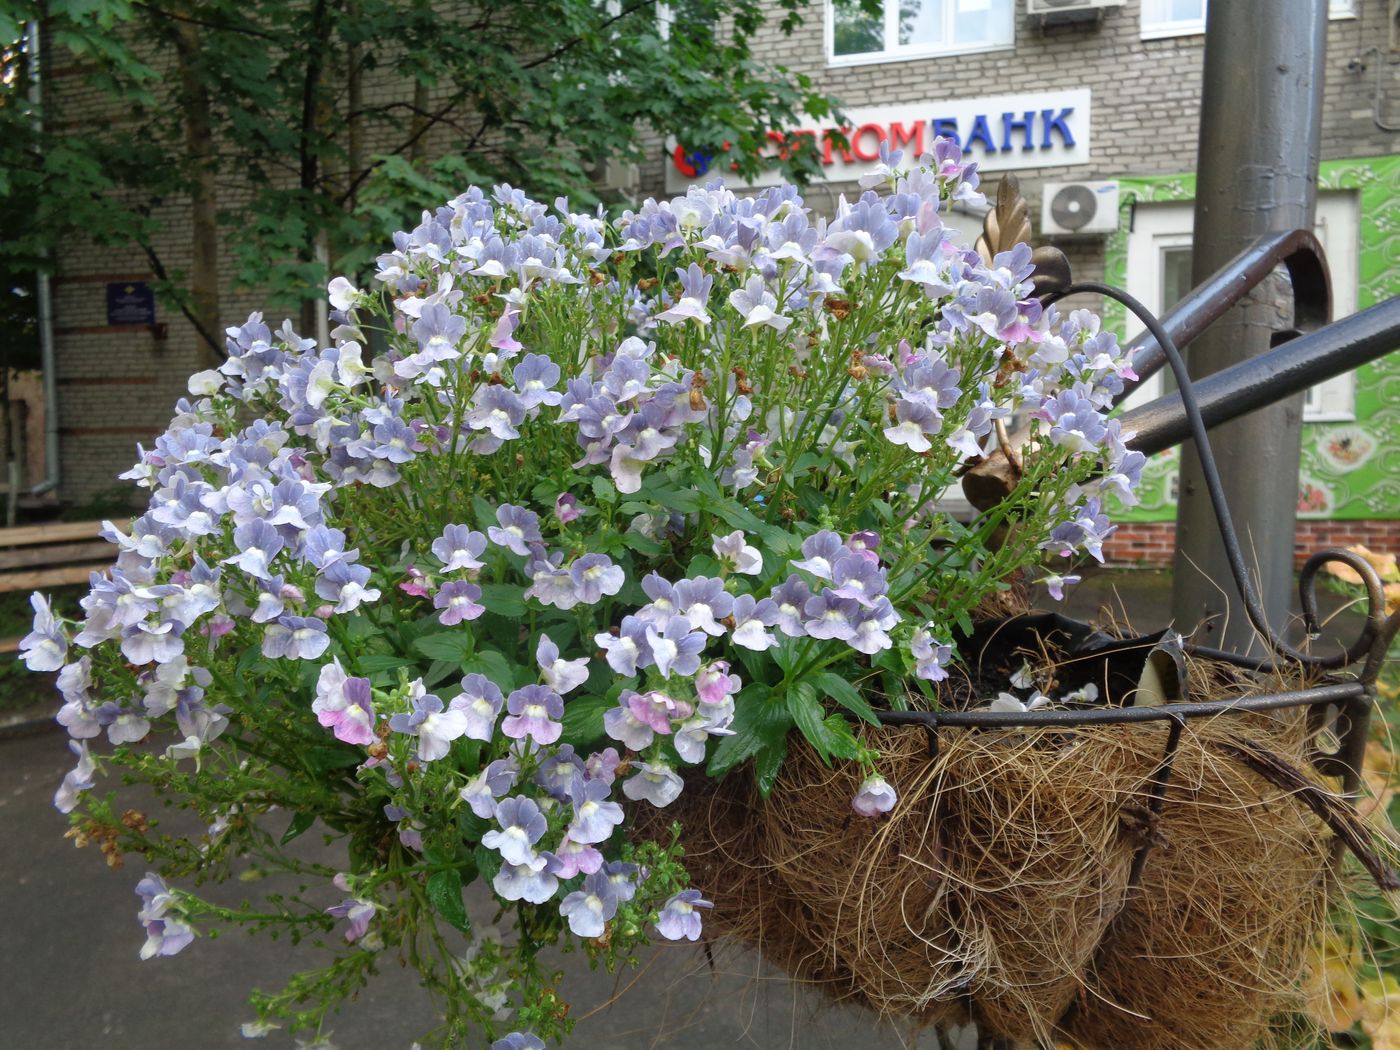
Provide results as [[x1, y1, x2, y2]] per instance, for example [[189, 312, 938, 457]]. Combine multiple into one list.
[[0, 564, 100, 593], [0, 519, 126, 548], [0, 540, 113, 572]]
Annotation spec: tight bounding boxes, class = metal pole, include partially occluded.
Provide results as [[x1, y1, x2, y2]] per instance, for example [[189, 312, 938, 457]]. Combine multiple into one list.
[[1170, 0, 1327, 655]]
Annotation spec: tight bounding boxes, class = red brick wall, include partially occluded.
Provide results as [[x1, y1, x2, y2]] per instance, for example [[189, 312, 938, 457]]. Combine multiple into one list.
[[1103, 520, 1400, 567]]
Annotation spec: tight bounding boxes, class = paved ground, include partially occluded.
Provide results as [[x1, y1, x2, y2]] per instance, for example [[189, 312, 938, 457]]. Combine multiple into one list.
[[1, 569, 1368, 1050]]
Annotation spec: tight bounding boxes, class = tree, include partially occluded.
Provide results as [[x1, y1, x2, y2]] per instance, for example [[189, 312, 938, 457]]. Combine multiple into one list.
[[1, 0, 852, 357]]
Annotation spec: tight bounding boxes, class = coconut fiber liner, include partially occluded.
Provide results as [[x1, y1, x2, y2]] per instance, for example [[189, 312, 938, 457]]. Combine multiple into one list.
[[640, 700, 1392, 1049]]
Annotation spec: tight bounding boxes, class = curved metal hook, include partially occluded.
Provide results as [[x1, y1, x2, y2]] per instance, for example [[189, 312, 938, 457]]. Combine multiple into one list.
[[1044, 281, 1384, 672]]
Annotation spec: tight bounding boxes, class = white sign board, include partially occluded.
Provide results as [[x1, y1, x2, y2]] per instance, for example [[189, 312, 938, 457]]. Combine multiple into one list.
[[665, 88, 1091, 193]]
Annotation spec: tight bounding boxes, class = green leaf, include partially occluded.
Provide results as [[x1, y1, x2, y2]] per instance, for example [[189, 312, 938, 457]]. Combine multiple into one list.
[[305, 746, 363, 775], [280, 811, 315, 846], [426, 869, 471, 935], [707, 684, 791, 778], [754, 736, 789, 799], [820, 715, 862, 761], [816, 671, 879, 726], [479, 583, 526, 617], [590, 476, 616, 503], [473, 844, 503, 885], [787, 681, 834, 763], [560, 692, 616, 748], [412, 632, 473, 664]]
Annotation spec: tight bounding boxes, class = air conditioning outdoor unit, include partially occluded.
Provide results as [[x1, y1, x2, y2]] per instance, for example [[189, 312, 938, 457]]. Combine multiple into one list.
[[1026, 0, 1125, 24], [1040, 181, 1121, 236]]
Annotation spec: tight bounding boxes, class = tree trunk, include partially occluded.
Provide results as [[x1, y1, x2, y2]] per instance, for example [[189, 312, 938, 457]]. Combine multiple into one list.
[[171, 20, 222, 367]]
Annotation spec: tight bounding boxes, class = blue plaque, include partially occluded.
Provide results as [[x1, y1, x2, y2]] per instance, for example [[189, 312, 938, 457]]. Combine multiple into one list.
[[106, 282, 156, 326]]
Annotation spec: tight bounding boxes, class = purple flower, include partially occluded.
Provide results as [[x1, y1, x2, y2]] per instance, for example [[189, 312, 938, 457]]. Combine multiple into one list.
[[535, 744, 586, 800], [569, 553, 624, 605], [512, 353, 562, 409], [568, 776, 625, 845], [634, 690, 696, 735], [455, 673, 504, 740], [536, 634, 589, 695], [803, 591, 860, 642], [852, 774, 897, 817], [493, 1034, 546, 1050], [791, 531, 844, 580], [388, 684, 467, 761], [493, 853, 559, 904], [911, 628, 953, 683], [431, 525, 487, 572], [644, 615, 707, 678], [595, 616, 652, 676], [466, 384, 527, 441], [769, 576, 812, 637], [460, 757, 519, 818], [883, 398, 941, 453], [326, 897, 376, 943], [1041, 572, 1081, 602], [728, 275, 791, 332], [674, 576, 733, 637], [559, 870, 619, 938], [225, 519, 284, 580], [20, 593, 67, 671], [483, 796, 549, 865], [551, 836, 604, 879], [849, 597, 899, 655], [501, 684, 564, 745], [136, 873, 195, 960], [312, 660, 376, 746], [712, 530, 762, 575], [262, 616, 330, 661], [622, 759, 684, 807], [488, 504, 542, 556], [604, 697, 655, 751], [315, 559, 380, 614], [602, 860, 640, 903], [636, 572, 679, 626], [695, 661, 741, 708], [729, 594, 779, 651], [434, 580, 485, 625], [655, 888, 712, 941], [554, 493, 581, 524], [655, 262, 713, 326], [585, 747, 621, 783], [54, 740, 95, 813]]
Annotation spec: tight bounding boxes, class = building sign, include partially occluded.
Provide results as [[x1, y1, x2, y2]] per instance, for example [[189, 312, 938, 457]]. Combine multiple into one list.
[[665, 88, 1091, 193], [106, 282, 156, 326]]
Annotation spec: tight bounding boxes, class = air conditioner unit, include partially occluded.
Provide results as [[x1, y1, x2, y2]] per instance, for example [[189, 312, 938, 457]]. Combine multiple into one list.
[[587, 159, 640, 198], [1027, 0, 1125, 24], [1040, 181, 1120, 236]]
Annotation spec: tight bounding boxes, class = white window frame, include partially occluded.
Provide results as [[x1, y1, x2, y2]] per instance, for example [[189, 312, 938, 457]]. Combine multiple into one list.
[[1142, 0, 1355, 40], [826, 0, 1014, 68], [1123, 194, 1358, 422]]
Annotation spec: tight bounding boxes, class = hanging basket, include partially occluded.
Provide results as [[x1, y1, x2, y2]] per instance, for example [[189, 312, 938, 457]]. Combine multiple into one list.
[[639, 629, 1395, 1050]]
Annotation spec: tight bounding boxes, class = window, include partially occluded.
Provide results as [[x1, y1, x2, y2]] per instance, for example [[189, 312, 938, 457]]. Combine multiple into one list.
[[1123, 194, 1359, 421], [828, 0, 1013, 66], [1143, 0, 1356, 39]]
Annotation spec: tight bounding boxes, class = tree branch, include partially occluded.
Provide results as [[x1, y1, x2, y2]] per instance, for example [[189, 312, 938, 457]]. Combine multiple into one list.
[[137, 240, 227, 359], [520, 0, 653, 70], [132, 2, 278, 41]]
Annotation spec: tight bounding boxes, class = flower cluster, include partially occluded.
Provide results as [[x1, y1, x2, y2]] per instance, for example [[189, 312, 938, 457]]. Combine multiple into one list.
[[24, 141, 1141, 1048]]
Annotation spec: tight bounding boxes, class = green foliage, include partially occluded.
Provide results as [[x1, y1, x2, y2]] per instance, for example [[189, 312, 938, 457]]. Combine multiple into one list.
[[1, 0, 848, 324]]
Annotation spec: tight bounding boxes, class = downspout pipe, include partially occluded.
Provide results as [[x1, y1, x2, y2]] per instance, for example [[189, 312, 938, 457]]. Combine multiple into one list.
[[28, 19, 60, 498]]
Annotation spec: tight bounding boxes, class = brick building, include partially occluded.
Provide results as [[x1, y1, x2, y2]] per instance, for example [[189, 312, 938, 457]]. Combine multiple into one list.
[[35, 0, 1400, 566]]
